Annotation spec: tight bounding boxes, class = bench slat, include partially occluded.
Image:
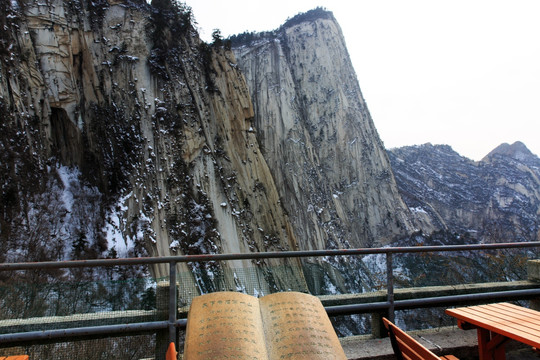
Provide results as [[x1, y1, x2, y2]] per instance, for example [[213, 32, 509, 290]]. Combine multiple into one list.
[[383, 318, 458, 360]]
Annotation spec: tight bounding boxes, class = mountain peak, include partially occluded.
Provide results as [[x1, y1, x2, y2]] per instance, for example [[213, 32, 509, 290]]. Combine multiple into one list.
[[228, 7, 334, 48], [282, 7, 335, 29], [482, 141, 535, 162]]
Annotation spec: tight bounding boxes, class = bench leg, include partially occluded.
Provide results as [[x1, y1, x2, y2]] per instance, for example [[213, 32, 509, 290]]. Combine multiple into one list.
[[477, 328, 507, 360]]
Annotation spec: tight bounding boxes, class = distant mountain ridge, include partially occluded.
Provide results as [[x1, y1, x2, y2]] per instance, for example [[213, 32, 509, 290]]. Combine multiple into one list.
[[483, 141, 536, 163], [388, 141, 540, 243]]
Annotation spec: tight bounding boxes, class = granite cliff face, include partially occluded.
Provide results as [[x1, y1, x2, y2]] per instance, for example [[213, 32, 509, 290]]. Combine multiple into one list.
[[1, 3, 421, 296], [0, 0, 307, 295], [388, 142, 540, 243], [232, 10, 415, 253], [229, 9, 418, 295]]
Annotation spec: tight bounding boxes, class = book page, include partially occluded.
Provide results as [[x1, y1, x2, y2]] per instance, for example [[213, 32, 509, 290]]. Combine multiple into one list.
[[183, 291, 269, 360], [259, 292, 347, 360]]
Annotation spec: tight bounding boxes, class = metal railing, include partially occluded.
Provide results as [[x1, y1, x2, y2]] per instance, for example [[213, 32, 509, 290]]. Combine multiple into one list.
[[1, 241, 540, 352]]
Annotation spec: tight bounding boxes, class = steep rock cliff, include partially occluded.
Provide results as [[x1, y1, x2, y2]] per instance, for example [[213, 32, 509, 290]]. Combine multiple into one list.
[[0, 0, 306, 296], [230, 9, 418, 295], [388, 142, 540, 243], [233, 9, 415, 252]]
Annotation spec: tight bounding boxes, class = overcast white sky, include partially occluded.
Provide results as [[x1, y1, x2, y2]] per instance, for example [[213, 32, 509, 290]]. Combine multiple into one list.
[[185, 0, 540, 161]]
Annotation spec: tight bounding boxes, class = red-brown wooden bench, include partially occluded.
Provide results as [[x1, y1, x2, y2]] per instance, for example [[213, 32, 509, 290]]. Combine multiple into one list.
[[383, 317, 459, 360], [166, 342, 177, 360], [0, 356, 29, 360]]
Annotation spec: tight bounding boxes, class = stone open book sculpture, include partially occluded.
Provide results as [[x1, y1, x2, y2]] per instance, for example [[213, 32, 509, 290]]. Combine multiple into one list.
[[183, 291, 347, 359]]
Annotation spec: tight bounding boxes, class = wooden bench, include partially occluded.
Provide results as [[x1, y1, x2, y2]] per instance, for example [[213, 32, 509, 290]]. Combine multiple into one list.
[[0, 356, 29, 360], [382, 318, 458, 360], [166, 342, 177, 360]]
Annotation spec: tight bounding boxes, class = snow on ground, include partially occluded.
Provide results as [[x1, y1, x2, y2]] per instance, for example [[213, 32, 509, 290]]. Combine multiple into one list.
[[104, 192, 135, 257], [57, 165, 78, 213]]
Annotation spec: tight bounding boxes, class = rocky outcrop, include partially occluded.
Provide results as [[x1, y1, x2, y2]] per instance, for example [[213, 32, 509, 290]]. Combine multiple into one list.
[[233, 9, 415, 253], [0, 0, 306, 296], [388, 142, 540, 243]]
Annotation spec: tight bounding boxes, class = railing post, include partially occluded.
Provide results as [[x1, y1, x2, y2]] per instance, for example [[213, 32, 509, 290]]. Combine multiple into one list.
[[373, 251, 395, 338], [169, 261, 177, 344], [386, 252, 395, 323], [527, 259, 540, 310]]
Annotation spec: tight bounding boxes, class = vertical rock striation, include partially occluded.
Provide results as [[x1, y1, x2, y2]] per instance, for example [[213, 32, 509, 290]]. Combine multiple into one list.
[[233, 9, 415, 253], [0, 0, 306, 297]]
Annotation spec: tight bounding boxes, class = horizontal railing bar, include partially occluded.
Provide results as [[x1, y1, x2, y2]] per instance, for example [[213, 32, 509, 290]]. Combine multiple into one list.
[[1, 241, 538, 271], [326, 301, 390, 315], [177, 319, 187, 328], [324, 288, 540, 316], [0, 321, 170, 345], [0, 319, 187, 347], [395, 288, 540, 309], [0, 319, 188, 347]]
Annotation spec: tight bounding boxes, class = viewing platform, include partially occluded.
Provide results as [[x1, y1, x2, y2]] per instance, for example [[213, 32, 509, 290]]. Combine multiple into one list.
[[0, 242, 539, 359]]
